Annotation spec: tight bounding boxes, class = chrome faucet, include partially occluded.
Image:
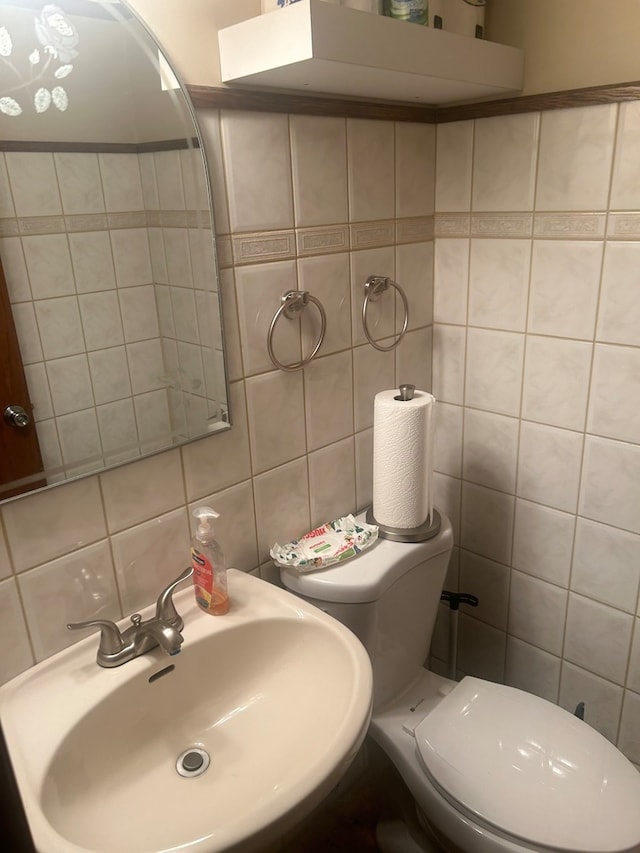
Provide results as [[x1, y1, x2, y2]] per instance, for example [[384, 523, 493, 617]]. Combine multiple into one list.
[[68, 565, 194, 668]]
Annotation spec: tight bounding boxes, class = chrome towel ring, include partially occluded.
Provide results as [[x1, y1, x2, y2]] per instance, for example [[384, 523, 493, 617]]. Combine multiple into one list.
[[267, 290, 327, 372], [362, 275, 409, 352]]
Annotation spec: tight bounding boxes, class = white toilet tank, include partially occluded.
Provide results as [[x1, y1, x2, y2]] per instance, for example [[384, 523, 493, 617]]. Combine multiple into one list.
[[280, 512, 454, 709]]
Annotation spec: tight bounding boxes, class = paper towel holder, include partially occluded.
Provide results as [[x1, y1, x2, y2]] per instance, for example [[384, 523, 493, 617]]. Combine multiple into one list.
[[362, 276, 409, 352], [366, 507, 442, 543]]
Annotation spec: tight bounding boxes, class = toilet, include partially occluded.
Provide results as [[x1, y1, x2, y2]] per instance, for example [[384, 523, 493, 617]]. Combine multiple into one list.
[[280, 511, 640, 853]]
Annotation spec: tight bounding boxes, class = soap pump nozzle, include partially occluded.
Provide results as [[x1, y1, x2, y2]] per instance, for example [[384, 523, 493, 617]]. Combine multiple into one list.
[[192, 506, 219, 541]]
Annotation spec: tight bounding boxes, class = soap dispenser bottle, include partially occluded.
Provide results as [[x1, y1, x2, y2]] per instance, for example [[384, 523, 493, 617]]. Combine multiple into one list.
[[190, 507, 229, 615]]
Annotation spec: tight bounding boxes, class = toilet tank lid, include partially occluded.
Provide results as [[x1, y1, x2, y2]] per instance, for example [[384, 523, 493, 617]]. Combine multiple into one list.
[[415, 677, 640, 853], [280, 513, 453, 603]]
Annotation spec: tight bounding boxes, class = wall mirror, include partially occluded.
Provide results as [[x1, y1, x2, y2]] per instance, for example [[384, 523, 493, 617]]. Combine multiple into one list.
[[0, 0, 229, 501]]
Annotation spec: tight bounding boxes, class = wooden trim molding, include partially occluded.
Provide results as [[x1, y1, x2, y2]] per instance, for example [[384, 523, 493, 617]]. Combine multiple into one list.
[[187, 80, 640, 124], [0, 138, 200, 154], [187, 85, 438, 123]]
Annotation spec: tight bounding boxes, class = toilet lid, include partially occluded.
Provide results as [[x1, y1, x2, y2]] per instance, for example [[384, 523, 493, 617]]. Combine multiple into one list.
[[414, 677, 640, 853]]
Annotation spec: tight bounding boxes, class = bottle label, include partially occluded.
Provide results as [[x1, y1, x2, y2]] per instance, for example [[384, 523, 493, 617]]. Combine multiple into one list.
[[191, 546, 213, 610], [388, 0, 427, 23]]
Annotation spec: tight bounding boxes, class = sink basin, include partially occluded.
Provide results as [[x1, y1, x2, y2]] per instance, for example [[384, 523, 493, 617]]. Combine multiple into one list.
[[0, 570, 373, 853]]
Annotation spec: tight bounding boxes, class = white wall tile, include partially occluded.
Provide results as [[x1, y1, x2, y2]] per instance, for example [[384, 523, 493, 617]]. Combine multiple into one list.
[[100, 449, 185, 534], [517, 421, 584, 513], [458, 613, 506, 683], [298, 252, 352, 356], [528, 241, 603, 339], [0, 579, 33, 685], [395, 122, 436, 218], [587, 344, 640, 444], [221, 110, 294, 232], [245, 370, 306, 474], [54, 152, 105, 215], [290, 115, 348, 227], [432, 323, 466, 405], [22, 234, 75, 300], [472, 112, 539, 212], [304, 350, 353, 452], [463, 408, 519, 494], [559, 662, 623, 744], [459, 551, 509, 631], [468, 239, 530, 332], [611, 101, 640, 210], [98, 153, 144, 212], [46, 354, 94, 416], [18, 541, 120, 661], [536, 104, 616, 211], [352, 343, 395, 431], [508, 570, 567, 655], [347, 118, 395, 222], [436, 120, 473, 212], [111, 508, 190, 614], [188, 480, 258, 574], [253, 458, 310, 564], [460, 481, 514, 565], [68, 231, 116, 293], [0, 236, 31, 302], [308, 437, 356, 528], [522, 336, 592, 431], [619, 690, 640, 764], [513, 499, 575, 587], [579, 436, 640, 534], [597, 242, 640, 346], [396, 240, 433, 329], [564, 593, 633, 685], [505, 636, 561, 703], [2, 477, 106, 571], [571, 519, 640, 624], [235, 260, 300, 376], [434, 401, 463, 478], [433, 238, 468, 325], [5, 152, 61, 217], [465, 328, 524, 416]]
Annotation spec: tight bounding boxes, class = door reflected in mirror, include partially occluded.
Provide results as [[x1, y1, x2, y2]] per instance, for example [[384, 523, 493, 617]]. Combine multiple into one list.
[[0, 0, 229, 501]]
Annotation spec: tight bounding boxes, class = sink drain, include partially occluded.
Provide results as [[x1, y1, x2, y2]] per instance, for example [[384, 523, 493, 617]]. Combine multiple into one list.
[[176, 747, 210, 778]]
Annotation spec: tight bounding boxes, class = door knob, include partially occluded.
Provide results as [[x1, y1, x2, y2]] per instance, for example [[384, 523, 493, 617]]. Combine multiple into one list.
[[3, 405, 30, 429]]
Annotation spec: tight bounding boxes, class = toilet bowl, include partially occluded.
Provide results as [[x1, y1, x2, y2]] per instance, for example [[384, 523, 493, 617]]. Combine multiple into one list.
[[280, 511, 640, 853]]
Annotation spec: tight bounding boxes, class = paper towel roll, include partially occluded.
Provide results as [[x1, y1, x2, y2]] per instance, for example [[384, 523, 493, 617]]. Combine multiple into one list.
[[372, 389, 435, 530]]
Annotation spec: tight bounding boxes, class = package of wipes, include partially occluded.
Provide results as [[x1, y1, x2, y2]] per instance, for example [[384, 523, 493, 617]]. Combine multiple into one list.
[[270, 514, 378, 571]]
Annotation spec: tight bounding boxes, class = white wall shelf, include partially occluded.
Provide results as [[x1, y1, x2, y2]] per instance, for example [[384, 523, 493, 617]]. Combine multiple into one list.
[[218, 0, 524, 106]]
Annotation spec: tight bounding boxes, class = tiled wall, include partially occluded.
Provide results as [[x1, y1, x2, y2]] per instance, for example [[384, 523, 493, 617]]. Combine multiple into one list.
[[0, 145, 220, 482], [2, 97, 639, 767], [431, 102, 640, 762], [0, 110, 436, 687]]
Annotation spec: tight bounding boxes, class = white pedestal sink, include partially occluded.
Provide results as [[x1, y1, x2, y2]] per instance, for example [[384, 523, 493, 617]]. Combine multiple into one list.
[[0, 570, 373, 853]]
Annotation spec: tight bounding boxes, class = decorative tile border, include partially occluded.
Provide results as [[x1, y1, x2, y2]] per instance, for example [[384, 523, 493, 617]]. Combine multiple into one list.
[[231, 230, 296, 265], [296, 224, 349, 256], [215, 234, 233, 269], [1, 210, 206, 237], [471, 213, 533, 238], [0, 218, 19, 237], [434, 213, 471, 238], [396, 216, 434, 243], [64, 213, 109, 233], [607, 213, 640, 240], [350, 220, 395, 249], [17, 215, 66, 235], [533, 213, 606, 239], [107, 211, 148, 230]]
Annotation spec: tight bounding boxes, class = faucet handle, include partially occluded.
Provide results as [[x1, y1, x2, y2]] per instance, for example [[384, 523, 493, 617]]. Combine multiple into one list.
[[67, 619, 125, 656], [155, 565, 194, 627]]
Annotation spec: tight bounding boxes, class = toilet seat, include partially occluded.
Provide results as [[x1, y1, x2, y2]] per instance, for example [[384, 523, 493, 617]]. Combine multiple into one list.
[[414, 677, 640, 853]]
